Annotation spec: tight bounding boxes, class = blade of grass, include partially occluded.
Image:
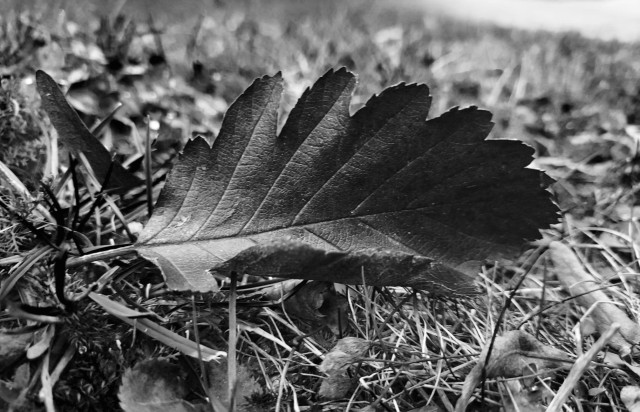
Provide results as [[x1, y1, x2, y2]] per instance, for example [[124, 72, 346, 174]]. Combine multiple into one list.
[[89, 292, 226, 361], [228, 272, 237, 412], [0, 245, 54, 302], [90, 102, 122, 137], [145, 116, 153, 217], [0, 160, 54, 224], [76, 152, 135, 241]]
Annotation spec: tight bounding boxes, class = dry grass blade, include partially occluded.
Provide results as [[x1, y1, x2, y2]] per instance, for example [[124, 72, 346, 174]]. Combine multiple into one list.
[[0, 160, 54, 224], [89, 292, 226, 361], [0, 245, 54, 302], [454, 330, 571, 412]]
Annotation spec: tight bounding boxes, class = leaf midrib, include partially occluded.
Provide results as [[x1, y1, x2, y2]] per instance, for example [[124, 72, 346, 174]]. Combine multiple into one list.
[[140, 203, 468, 250]]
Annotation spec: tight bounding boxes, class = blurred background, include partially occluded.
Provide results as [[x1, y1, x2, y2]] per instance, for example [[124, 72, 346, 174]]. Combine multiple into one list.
[[406, 0, 640, 42], [2, 0, 640, 211]]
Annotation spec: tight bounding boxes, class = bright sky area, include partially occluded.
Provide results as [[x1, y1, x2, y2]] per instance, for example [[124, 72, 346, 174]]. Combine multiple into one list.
[[4, 0, 639, 43], [399, 0, 640, 42]]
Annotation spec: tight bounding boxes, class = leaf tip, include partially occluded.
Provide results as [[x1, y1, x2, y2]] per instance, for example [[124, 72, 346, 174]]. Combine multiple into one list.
[[317, 67, 356, 85], [187, 134, 213, 149], [35, 70, 53, 92], [335, 66, 354, 75]]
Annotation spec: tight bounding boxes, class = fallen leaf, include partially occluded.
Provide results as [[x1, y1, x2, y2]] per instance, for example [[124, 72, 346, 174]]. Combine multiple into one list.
[[0, 363, 30, 405], [455, 330, 570, 412], [501, 379, 550, 412], [602, 352, 640, 378], [135, 68, 556, 293], [262, 280, 348, 335], [206, 358, 264, 412], [118, 359, 205, 412], [318, 337, 369, 400], [549, 241, 640, 357], [0, 331, 33, 367], [622, 386, 640, 412], [36, 70, 140, 192]]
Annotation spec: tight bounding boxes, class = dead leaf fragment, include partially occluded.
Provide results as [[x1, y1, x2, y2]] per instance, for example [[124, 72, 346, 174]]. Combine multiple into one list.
[[0, 331, 33, 367], [262, 280, 348, 335], [622, 386, 640, 411], [206, 358, 264, 412], [319, 337, 369, 400], [118, 359, 205, 412], [455, 330, 570, 412], [549, 241, 640, 356], [501, 379, 550, 412], [0, 363, 30, 407]]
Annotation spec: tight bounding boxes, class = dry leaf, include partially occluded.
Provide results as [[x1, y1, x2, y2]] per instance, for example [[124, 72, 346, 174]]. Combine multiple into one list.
[[118, 359, 205, 412], [0, 331, 33, 367], [501, 380, 550, 412], [319, 337, 369, 400], [0, 363, 30, 406], [206, 358, 264, 412], [622, 386, 640, 411], [267, 281, 348, 335], [455, 330, 570, 412], [549, 241, 640, 357]]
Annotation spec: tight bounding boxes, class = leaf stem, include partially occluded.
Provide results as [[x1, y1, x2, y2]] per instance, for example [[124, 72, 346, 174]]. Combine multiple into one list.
[[66, 244, 138, 268]]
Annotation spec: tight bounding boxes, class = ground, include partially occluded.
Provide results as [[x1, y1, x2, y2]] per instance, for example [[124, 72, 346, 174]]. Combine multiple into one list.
[[1, 1, 640, 411]]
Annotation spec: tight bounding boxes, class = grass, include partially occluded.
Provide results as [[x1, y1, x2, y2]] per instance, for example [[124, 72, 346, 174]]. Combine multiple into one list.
[[1, 1, 640, 411]]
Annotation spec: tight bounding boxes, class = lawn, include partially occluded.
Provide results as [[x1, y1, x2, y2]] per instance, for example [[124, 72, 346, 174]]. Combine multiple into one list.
[[2, 1, 640, 411]]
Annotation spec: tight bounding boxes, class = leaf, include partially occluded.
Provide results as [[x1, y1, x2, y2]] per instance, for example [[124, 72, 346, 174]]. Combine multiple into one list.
[[454, 330, 571, 412], [549, 241, 640, 357], [318, 337, 369, 400], [501, 380, 550, 412], [206, 358, 264, 412], [118, 359, 206, 412], [262, 280, 348, 335], [0, 363, 30, 405], [36, 70, 140, 192], [622, 386, 640, 412], [0, 331, 33, 367], [136, 68, 557, 293]]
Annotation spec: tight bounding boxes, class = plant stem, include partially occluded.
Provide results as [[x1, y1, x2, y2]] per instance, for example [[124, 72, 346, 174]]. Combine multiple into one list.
[[228, 272, 238, 412], [66, 244, 138, 268]]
